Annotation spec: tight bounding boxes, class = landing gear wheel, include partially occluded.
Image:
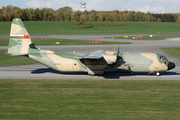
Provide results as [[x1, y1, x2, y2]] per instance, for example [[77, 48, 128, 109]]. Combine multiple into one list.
[[90, 74, 96, 76], [97, 74, 104, 76], [156, 72, 160, 76]]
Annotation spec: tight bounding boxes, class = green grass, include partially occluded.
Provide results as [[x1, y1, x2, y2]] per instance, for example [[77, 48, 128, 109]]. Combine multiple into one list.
[[0, 80, 180, 119], [160, 47, 180, 60], [0, 50, 37, 66], [0, 21, 180, 35], [0, 37, 10, 46], [107, 36, 180, 40], [0, 37, 131, 46]]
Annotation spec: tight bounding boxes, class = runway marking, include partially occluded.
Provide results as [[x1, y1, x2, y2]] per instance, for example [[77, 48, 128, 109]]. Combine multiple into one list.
[[141, 42, 170, 43], [91, 39, 105, 40]]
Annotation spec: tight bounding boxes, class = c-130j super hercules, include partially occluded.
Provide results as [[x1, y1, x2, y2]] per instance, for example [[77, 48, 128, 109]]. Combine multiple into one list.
[[8, 18, 175, 76]]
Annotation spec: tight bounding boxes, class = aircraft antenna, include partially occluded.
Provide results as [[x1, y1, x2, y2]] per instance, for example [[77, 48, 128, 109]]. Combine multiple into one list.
[[80, 2, 87, 12], [119, 2, 121, 12]]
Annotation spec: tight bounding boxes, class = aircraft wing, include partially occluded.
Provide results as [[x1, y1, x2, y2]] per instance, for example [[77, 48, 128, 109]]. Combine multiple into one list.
[[82, 50, 105, 59], [80, 50, 108, 75]]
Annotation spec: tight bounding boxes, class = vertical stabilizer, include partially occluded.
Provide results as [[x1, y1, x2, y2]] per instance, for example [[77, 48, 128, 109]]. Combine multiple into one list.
[[8, 18, 33, 55]]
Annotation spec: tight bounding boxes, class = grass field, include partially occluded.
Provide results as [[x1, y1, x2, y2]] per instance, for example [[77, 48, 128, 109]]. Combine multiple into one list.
[[160, 47, 180, 59], [0, 21, 180, 35], [0, 50, 37, 66], [0, 80, 180, 119], [0, 37, 131, 46], [107, 36, 180, 40]]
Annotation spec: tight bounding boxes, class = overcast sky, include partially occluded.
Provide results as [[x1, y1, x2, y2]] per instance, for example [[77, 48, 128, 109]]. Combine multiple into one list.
[[1, 0, 180, 13]]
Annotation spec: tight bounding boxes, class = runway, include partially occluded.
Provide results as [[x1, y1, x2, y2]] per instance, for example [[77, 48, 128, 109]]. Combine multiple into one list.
[[0, 34, 180, 80], [0, 64, 179, 80]]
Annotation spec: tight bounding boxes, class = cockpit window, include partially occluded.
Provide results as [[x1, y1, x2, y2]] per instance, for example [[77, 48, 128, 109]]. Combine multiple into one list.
[[160, 56, 166, 61], [157, 54, 169, 65]]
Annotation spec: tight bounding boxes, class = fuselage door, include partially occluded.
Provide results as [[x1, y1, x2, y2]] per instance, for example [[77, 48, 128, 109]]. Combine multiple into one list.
[[73, 61, 79, 71]]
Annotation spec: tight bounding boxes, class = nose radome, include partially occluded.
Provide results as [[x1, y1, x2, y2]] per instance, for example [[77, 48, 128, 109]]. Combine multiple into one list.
[[168, 62, 175, 70]]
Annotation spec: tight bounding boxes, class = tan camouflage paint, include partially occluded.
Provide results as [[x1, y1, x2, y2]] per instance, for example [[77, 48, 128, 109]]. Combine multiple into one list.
[[140, 53, 168, 72], [20, 39, 31, 54], [46, 50, 79, 72], [10, 24, 25, 35], [104, 51, 115, 55], [102, 55, 116, 64]]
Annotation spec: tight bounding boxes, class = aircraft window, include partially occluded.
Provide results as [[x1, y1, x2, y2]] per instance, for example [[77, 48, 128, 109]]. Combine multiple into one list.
[[160, 56, 166, 60]]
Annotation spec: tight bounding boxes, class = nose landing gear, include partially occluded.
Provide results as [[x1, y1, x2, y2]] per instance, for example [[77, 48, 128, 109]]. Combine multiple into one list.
[[156, 72, 160, 76]]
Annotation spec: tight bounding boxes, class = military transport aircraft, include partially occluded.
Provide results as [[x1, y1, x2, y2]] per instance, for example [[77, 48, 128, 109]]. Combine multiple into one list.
[[7, 18, 175, 76]]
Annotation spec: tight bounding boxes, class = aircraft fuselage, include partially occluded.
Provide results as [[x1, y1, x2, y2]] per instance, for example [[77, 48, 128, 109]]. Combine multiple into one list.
[[28, 49, 175, 75]]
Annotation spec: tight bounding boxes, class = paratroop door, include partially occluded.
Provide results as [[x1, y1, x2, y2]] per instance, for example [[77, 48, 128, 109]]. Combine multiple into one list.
[[73, 61, 78, 71]]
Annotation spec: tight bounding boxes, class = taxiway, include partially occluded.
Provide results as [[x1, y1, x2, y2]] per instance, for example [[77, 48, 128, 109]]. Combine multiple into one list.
[[0, 34, 180, 80]]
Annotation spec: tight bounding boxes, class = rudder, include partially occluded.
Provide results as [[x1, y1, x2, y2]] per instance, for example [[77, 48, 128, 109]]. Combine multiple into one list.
[[8, 18, 34, 55]]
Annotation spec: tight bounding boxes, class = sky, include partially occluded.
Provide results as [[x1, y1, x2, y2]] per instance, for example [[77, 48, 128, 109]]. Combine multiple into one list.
[[1, 0, 180, 13]]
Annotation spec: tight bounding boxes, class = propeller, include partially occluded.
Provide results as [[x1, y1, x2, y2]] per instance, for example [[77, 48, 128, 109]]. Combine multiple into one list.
[[116, 47, 122, 67]]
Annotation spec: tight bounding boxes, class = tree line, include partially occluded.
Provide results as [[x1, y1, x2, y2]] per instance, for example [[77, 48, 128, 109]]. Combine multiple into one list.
[[0, 5, 180, 22]]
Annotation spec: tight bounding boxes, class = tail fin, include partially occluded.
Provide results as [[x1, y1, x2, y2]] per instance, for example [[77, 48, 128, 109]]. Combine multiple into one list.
[[8, 18, 36, 56]]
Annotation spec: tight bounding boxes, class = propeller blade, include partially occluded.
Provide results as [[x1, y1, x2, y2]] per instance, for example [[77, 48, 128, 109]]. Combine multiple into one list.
[[116, 46, 122, 67], [117, 46, 119, 54]]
